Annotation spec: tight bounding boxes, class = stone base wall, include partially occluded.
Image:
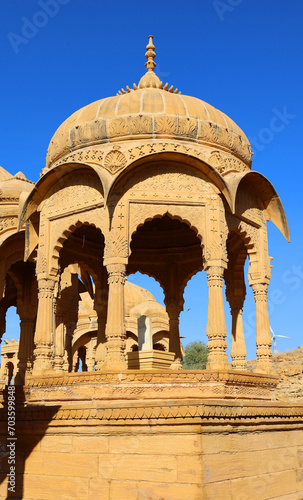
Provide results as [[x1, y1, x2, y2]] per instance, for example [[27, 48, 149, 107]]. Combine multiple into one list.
[[0, 374, 303, 499], [1, 422, 303, 499]]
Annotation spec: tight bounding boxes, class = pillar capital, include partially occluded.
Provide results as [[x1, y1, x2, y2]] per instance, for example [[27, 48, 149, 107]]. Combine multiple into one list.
[[204, 259, 227, 273], [16, 305, 36, 322], [252, 282, 269, 301], [205, 264, 225, 286], [37, 277, 57, 298], [165, 300, 183, 318], [228, 296, 245, 313], [103, 257, 128, 268], [106, 263, 126, 284]]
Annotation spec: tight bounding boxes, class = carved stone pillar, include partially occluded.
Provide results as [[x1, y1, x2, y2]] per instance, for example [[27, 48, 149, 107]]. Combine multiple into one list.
[[33, 278, 56, 372], [54, 312, 65, 372], [252, 282, 272, 373], [206, 265, 230, 370], [86, 338, 96, 372], [72, 350, 78, 372], [56, 270, 79, 372], [166, 302, 183, 369], [15, 316, 35, 385], [229, 298, 247, 370], [104, 263, 127, 370], [94, 289, 108, 370], [63, 322, 75, 372]]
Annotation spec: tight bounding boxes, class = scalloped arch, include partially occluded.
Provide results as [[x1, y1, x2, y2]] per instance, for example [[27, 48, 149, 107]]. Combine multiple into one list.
[[126, 270, 166, 302], [129, 212, 204, 307], [51, 220, 105, 285], [130, 210, 203, 244], [106, 152, 233, 210]]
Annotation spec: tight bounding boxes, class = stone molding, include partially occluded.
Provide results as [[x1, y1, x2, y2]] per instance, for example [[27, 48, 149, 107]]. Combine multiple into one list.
[[25, 370, 277, 388], [48, 140, 250, 177], [3, 398, 303, 426]]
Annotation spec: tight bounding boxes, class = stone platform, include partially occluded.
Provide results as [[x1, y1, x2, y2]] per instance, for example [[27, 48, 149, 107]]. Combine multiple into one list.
[[23, 369, 278, 403]]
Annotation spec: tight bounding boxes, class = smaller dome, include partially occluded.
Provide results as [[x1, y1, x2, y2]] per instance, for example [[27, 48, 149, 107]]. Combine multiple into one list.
[[0, 170, 34, 240], [0, 171, 33, 200], [125, 280, 156, 314], [0, 166, 13, 182], [130, 299, 168, 322], [78, 281, 161, 318]]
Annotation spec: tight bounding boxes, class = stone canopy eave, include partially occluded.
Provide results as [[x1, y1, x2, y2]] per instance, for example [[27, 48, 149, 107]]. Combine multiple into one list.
[[18, 162, 107, 231], [19, 151, 235, 234], [224, 170, 290, 242], [105, 152, 234, 212]]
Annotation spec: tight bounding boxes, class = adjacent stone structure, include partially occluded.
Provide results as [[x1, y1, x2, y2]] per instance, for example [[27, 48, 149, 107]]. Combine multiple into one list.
[[0, 36, 302, 500], [0, 280, 170, 380]]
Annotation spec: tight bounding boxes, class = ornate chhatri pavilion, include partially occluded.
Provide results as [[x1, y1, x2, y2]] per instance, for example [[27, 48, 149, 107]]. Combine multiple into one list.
[[9, 36, 290, 378], [0, 37, 301, 500]]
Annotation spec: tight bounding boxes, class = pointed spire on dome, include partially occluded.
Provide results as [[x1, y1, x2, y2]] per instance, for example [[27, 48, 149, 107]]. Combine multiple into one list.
[[138, 35, 162, 89], [145, 35, 156, 72], [117, 36, 181, 94]]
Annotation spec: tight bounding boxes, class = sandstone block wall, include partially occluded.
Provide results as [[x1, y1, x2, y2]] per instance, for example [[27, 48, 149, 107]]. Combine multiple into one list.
[[1, 423, 303, 499]]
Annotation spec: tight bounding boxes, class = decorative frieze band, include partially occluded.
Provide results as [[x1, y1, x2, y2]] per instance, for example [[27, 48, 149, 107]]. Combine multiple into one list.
[[4, 400, 303, 425], [24, 370, 278, 388], [48, 140, 250, 177]]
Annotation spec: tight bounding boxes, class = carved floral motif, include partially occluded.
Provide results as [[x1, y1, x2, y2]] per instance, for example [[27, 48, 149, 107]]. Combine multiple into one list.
[[104, 233, 128, 260], [0, 217, 17, 233], [104, 148, 127, 174]]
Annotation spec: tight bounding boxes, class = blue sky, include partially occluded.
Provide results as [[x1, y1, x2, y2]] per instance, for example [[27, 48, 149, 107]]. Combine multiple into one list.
[[0, 0, 302, 359]]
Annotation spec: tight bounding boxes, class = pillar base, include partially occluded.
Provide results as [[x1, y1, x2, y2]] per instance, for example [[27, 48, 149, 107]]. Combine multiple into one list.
[[170, 358, 183, 370], [127, 350, 175, 370], [32, 358, 53, 373], [231, 358, 247, 370], [254, 360, 275, 375], [206, 353, 230, 371]]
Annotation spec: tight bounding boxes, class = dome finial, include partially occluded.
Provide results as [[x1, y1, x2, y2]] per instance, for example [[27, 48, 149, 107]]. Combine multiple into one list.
[[117, 36, 181, 93], [145, 35, 156, 72]]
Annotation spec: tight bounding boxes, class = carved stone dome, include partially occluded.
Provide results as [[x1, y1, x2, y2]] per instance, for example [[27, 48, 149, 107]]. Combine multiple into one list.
[[46, 37, 252, 170], [124, 280, 156, 315], [0, 171, 33, 200], [0, 170, 33, 242]]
